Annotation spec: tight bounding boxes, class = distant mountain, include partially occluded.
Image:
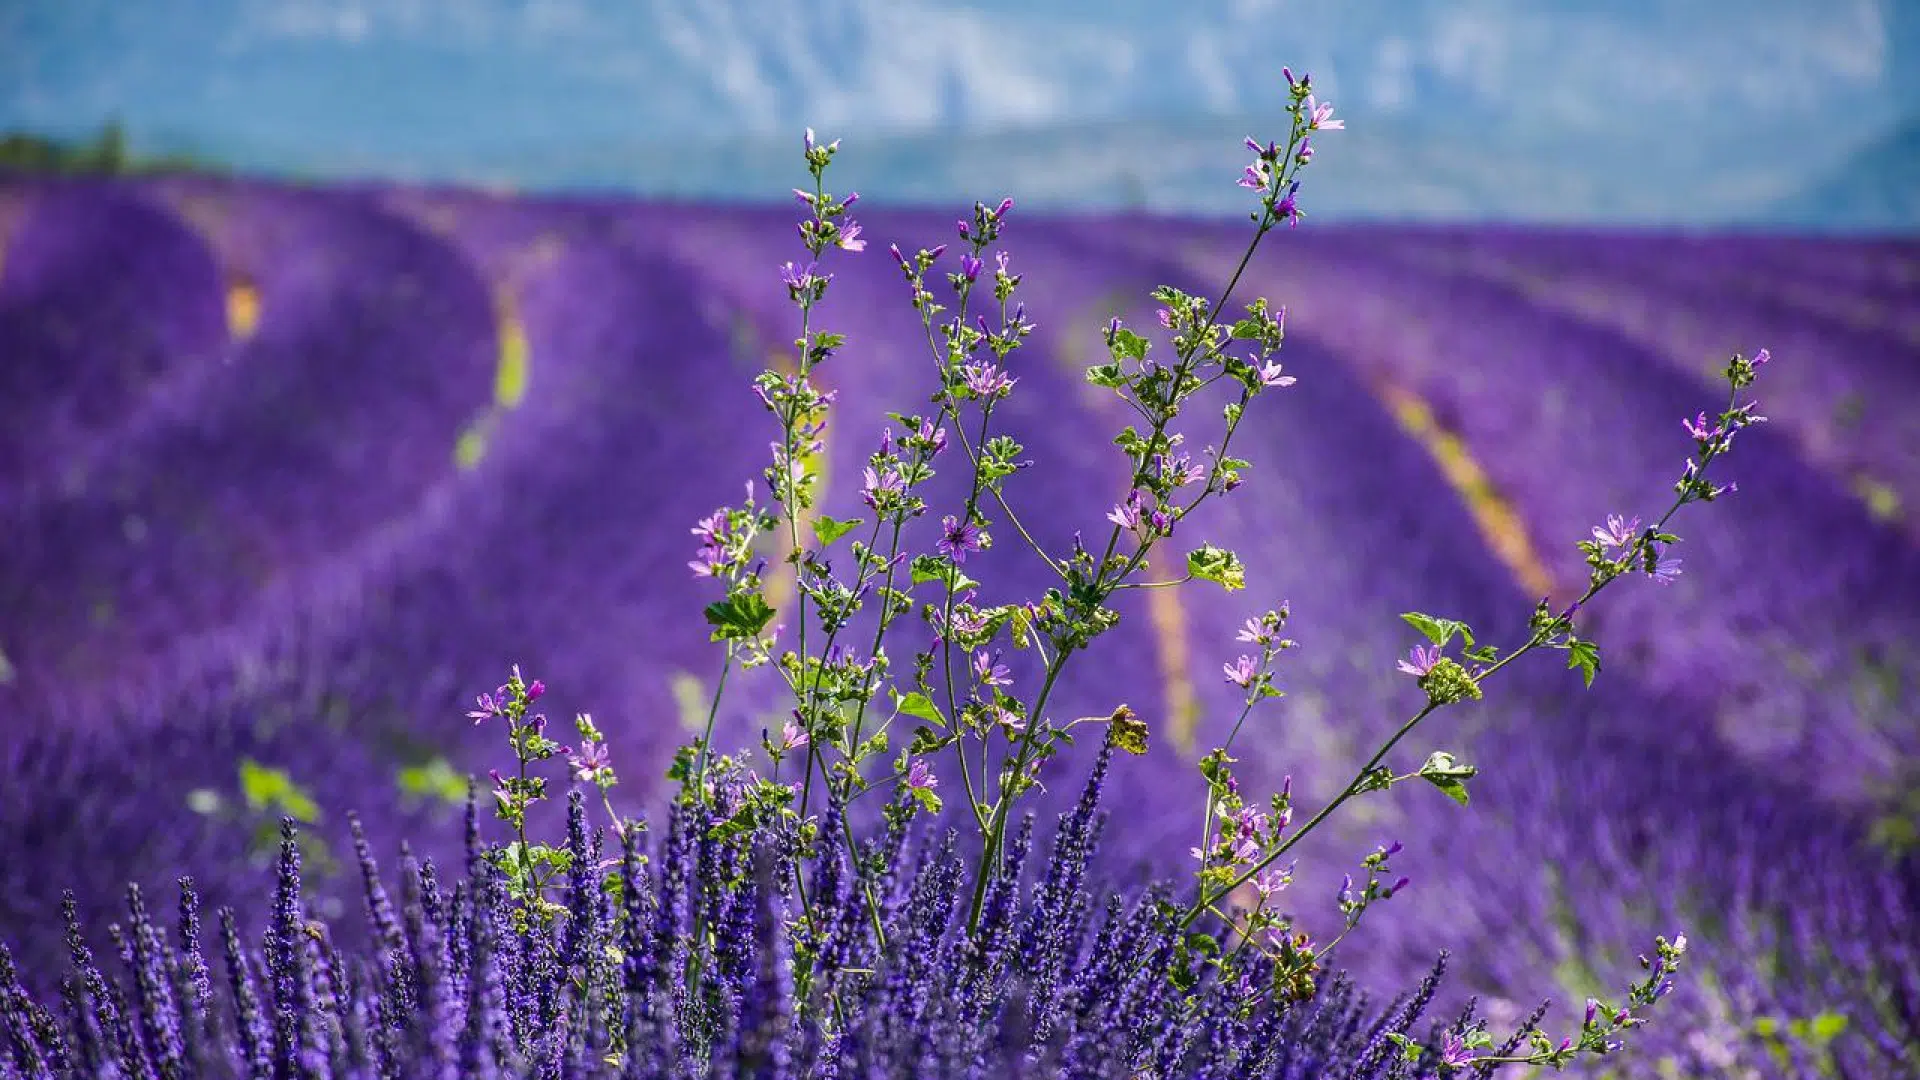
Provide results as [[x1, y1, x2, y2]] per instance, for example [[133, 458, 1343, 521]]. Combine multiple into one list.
[[3, 0, 1911, 227]]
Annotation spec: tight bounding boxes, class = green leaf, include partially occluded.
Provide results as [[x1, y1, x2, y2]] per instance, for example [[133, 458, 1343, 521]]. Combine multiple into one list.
[[906, 725, 950, 755], [1108, 328, 1151, 361], [1418, 751, 1478, 807], [1400, 612, 1474, 648], [892, 690, 947, 728], [1186, 544, 1247, 591], [909, 786, 943, 815], [1085, 363, 1127, 389], [1566, 638, 1601, 688], [811, 515, 864, 549], [704, 593, 776, 641], [665, 743, 699, 783]]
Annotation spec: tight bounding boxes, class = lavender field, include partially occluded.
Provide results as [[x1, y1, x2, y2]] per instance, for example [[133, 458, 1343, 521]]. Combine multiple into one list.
[[1, 174, 1916, 1076]]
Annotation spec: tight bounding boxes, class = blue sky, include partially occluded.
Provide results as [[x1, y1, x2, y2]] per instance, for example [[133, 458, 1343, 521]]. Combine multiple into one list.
[[2, 1, 1914, 225]]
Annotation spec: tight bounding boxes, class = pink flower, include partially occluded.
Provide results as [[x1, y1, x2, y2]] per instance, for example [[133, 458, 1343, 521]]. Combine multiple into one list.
[[466, 692, 499, 724], [1223, 655, 1261, 688], [1257, 359, 1296, 388], [1304, 94, 1343, 130], [781, 718, 809, 751], [1591, 514, 1641, 550], [568, 742, 610, 784], [837, 220, 866, 252], [906, 758, 938, 790], [1397, 644, 1441, 678]]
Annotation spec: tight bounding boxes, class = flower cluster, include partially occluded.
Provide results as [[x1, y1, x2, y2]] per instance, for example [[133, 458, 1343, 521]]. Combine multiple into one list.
[[4, 748, 1503, 1079]]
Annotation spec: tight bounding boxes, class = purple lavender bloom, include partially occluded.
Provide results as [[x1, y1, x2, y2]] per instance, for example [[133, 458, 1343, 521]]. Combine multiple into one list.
[[1591, 513, 1642, 550]]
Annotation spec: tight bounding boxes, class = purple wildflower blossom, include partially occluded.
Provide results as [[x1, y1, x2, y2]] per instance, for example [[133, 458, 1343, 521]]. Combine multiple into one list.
[[1276, 181, 1302, 226], [972, 650, 1011, 688], [1397, 644, 1442, 678], [466, 692, 499, 724], [567, 741, 610, 784], [1304, 94, 1343, 130], [936, 514, 982, 563], [906, 758, 937, 791], [1650, 553, 1683, 585], [963, 362, 1016, 398], [1223, 655, 1261, 688], [1257, 358, 1297, 388], [781, 717, 808, 750], [1591, 514, 1641, 550]]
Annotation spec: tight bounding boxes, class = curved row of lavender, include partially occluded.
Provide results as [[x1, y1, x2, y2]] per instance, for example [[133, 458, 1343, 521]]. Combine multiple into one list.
[[0, 174, 1914, 1076]]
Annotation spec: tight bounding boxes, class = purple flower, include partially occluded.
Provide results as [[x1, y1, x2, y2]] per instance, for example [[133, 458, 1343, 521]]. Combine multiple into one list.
[[689, 545, 727, 578], [1397, 644, 1441, 678], [860, 464, 905, 510], [837, 220, 866, 252], [1591, 514, 1641, 550], [963, 362, 1015, 398], [906, 758, 938, 790], [1223, 655, 1260, 688], [917, 417, 949, 455], [937, 514, 982, 563], [1650, 553, 1683, 585], [1439, 1030, 1476, 1068], [1238, 159, 1273, 191], [1236, 617, 1270, 645], [1107, 488, 1147, 532], [466, 692, 499, 724], [1257, 358, 1296, 388], [1682, 411, 1722, 442], [568, 741, 610, 784], [1304, 94, 1343, 130], [960, 253, 983, 281], [1276, 181, 1302, 226], [780, 261, 826, 293], [781, 718, 808, 750], [972, 650, 1011, 688]]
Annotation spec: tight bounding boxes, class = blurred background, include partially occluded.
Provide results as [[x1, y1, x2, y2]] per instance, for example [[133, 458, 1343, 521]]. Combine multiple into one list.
[[3, 0, 1917, 228], [2, 3, 1917, 1076]]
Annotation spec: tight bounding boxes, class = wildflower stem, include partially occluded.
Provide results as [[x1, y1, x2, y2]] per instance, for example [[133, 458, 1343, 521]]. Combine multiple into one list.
[[689, 651, 733, 803], [1181, 461, 1726, 931]]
